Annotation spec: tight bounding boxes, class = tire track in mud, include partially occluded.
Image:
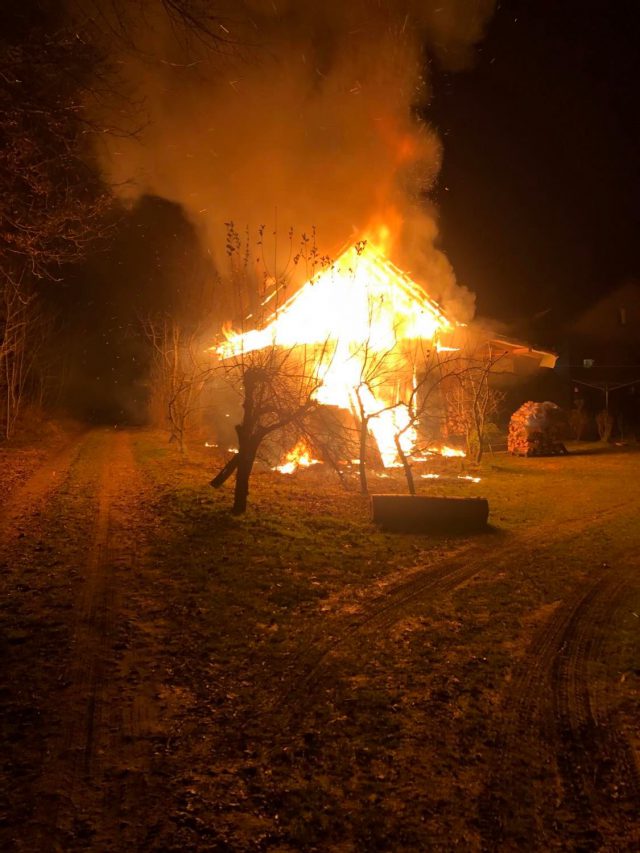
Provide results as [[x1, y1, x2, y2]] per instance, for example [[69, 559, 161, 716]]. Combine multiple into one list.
[[0, 433, 90, 851], [479, 566, 640, 851], [551, 570, 640, 847], [0, 431, 87, 542], [29, 430, 160, 850], [273, 500, 631, 717], [26, 430, 117, 848]]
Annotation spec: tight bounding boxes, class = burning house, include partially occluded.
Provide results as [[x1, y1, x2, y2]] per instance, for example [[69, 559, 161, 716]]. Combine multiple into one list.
[[214, 231, 556, 474], [216, 234, 459, 469]]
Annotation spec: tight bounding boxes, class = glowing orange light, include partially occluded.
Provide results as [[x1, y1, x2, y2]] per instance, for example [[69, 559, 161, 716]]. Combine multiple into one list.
[[430, 445, 466, 458], [216, 234, 459, 466], [275, 439, 320, 474]]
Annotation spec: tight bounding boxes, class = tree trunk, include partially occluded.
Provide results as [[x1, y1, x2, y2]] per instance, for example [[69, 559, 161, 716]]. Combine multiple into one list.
[[474, 396, 486, 464], [232, 442, 259, 514], [210, 452, 239, 487], [395, 435, 415, 495], [473, 418, 484, 463], [359, 417, 369, 496]]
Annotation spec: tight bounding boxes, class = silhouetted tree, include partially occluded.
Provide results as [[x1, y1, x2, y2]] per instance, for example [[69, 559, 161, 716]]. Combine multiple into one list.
[[211, 224, 330, 514], [0, 3, 111, 435]]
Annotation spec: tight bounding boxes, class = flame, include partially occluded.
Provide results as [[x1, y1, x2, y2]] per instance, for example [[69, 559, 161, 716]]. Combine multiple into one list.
[[275, 439, 320, 474], [413, 446, 466, 459], [216, 236, 457, 466], [427, 445, 466, 458]]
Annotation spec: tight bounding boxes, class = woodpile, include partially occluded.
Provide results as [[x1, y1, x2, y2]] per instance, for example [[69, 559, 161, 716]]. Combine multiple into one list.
[[508, 401, 568, 457]]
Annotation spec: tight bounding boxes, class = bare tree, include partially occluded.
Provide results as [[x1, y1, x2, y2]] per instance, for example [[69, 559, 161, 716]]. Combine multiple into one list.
[[344, 272, 462, 496], [319, 242, 419, 497], [143, 313, 215, 451], [0, 14, 111, 280], [386, 344, 464, 494], [79, 1, 241, 51], [210, 224, 332, 514], [0, 7, 113, 437], [445, 340, 507, 463], [212, 345, 327, 513], [351, 325, 401, 496], [1, 277, 34, 438]]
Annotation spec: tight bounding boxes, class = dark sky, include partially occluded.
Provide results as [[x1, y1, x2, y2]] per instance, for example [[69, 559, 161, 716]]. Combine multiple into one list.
[[429, 0, 640, 336]]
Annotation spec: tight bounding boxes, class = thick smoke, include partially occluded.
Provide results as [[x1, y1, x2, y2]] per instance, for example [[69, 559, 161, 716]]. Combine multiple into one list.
[[94, 0, 495, 320]]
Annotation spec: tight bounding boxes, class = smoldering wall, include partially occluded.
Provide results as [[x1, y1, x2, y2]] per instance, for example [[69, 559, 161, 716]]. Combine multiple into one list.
[[90, 0, 495, 320]]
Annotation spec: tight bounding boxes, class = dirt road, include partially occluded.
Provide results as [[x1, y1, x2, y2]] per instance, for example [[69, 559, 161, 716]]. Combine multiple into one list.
[[0, 429, 172, 850], [1, 429, 639, 850]]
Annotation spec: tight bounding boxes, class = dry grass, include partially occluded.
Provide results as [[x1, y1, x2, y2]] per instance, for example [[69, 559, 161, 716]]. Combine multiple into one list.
[[127, 433, 640, 850], [1, 428, 639, 850]]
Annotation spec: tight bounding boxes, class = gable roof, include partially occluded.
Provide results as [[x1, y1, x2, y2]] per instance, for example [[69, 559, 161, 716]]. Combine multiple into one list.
[[218, 241, 456, 358], [217, 240, 558, 374]]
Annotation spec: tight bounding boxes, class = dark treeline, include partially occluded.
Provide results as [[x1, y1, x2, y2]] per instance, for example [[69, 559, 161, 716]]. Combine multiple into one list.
[[45, 196, 216, 425], [0, 1, 223, 436]]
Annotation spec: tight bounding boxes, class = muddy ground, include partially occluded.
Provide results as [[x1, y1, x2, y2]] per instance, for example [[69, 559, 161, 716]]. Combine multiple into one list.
[[1, 427, 639, 851]]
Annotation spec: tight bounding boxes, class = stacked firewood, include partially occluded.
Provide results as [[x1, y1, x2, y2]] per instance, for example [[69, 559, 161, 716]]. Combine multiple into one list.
[[508, 401, 568, 456]]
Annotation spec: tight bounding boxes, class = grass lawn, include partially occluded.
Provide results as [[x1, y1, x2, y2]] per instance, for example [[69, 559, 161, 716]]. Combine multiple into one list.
[[126, 434, 640, 850]]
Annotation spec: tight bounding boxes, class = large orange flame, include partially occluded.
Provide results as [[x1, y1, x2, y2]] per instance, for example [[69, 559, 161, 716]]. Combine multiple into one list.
[[216, 235, 458, 466]]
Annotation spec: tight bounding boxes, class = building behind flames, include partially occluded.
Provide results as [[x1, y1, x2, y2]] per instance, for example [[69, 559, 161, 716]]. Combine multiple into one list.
[[556, 280, 640, 438]]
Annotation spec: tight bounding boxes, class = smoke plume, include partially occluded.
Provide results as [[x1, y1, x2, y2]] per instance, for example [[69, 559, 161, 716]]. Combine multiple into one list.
[[92, 0, 495, 320]]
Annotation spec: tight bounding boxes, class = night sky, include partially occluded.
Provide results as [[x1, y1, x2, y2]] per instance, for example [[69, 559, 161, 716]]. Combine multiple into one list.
[[430, 0, 640, 337]]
